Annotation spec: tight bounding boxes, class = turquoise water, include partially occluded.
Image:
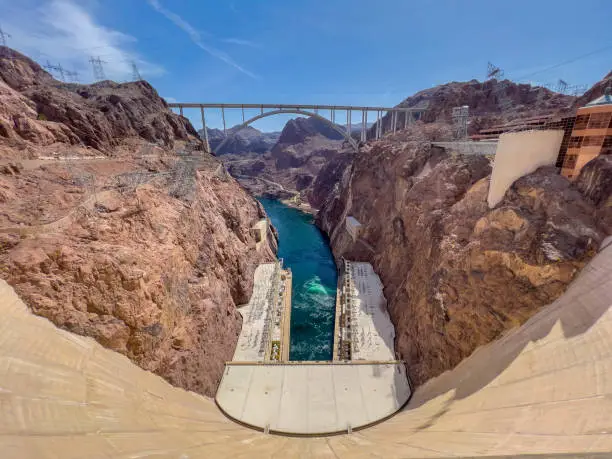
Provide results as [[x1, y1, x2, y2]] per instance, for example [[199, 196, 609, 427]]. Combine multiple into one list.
[[259, 199, 337, 361]]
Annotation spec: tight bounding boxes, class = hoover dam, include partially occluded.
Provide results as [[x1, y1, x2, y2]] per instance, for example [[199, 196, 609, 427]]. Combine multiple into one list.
[[1, 8, 611, 456], [1, 238, 611, 457]]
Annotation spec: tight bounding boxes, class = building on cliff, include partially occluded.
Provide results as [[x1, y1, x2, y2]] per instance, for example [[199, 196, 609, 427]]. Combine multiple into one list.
[[561, 87, 612, 180]]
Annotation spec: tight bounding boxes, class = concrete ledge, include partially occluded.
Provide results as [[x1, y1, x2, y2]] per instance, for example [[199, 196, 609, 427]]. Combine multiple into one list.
[[215, 362, 411, 435]]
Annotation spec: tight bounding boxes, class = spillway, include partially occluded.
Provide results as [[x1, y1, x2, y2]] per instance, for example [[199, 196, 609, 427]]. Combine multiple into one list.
[[1, 241, 611, 457]]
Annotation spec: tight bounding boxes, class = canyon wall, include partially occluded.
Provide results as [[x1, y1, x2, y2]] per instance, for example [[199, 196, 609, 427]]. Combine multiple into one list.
[[317, 126, 610, 386], [0, 48, 276, 397], [0, 46, 198, 158]]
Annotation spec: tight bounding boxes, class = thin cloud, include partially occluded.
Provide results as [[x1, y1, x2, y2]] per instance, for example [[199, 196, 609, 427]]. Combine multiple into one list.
[[0, 0, 164, 83], [222, 38, 261, 49], [147, 0, 257, 79]]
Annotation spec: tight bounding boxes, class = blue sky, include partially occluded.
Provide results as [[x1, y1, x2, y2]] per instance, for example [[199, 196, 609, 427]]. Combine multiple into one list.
[[2, 0, 611, 131]]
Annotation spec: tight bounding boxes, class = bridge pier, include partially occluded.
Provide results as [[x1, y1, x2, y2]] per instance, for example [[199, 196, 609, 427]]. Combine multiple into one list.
[[200, 107, 210, 153], [222, 107, 227, 136], [361, 110, 367, 142], [346, 109, 351, 137]]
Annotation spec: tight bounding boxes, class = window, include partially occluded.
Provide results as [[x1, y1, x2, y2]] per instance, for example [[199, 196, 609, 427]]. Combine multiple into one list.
[[587, 112, 612, 129], [564, 155, 578, 168], [574, 114, 590, 130], [602, 136, 612, 155], [568, 136, 583, 148], [582, 136, 605, 147]]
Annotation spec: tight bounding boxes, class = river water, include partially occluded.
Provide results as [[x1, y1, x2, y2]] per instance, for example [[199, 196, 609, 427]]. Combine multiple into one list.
[[259, 199, 337, 361]]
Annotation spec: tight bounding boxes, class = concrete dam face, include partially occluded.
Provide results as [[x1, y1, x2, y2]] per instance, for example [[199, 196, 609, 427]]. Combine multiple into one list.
[[1, 242, 611, 458]]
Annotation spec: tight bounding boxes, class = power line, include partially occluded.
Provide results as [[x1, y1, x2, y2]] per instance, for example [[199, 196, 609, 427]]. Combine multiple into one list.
[[65, 70, 80, 83], [0, 24, 12, 60], [515, 44, 612, 82]]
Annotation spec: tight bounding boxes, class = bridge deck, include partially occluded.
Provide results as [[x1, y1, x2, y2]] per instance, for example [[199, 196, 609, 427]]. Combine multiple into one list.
[[168, 102, 423, 112]]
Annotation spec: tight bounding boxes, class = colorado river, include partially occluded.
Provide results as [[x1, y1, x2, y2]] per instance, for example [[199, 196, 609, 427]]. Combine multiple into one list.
[[259, 199, 337, 361]]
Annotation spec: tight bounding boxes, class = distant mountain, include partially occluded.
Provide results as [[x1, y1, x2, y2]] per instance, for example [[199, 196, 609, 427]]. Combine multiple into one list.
[[198, 125, 280, 155], [275, 117, 345, 145], [221, 116, 349, 201]]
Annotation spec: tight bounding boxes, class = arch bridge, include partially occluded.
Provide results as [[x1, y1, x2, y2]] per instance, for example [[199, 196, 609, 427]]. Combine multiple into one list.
[[167, 103, 425, 154]]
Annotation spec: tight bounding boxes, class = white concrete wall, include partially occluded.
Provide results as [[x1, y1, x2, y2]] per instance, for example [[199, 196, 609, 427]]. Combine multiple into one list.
[[345, 216, 362, 241], [488, 130, 564, 208]]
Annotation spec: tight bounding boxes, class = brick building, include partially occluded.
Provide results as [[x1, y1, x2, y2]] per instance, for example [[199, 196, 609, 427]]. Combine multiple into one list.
[[561, 87, 612, 179]]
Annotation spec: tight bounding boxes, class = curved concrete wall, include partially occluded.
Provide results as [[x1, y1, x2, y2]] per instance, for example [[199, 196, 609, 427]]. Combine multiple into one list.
[[1, 243, 612, 458]]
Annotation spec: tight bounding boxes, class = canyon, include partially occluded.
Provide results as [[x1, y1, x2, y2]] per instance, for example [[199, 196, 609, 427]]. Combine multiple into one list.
[[1, 42, 612, 449], [208, 116, 351, 204]]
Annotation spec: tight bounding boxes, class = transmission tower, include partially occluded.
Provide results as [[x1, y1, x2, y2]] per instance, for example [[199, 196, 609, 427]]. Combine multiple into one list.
[[0, 24, 10, 47], [557, 79, 568, 94], [452, 105, 469, 139], [89, 56, 106, 81], [487, 62, 504, 80], [0, 25, 11, 60], [0, 25, 10, 46], [43, 60, 66, 81], [130, 60, 142, 81]]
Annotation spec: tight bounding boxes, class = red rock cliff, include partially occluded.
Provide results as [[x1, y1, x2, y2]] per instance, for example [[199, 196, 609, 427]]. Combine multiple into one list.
[[0, 48, 276, 397], [318, 126, 609, 386]]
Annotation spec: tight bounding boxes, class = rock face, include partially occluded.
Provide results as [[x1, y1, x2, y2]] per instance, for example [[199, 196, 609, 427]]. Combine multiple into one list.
[[318, 131, 609, 387], [0, 47, 198, 157], [0, 47, 277, 397], [372, 78, 576, 137], [574, 155, 612, 231], [274, 117, 344, 145]]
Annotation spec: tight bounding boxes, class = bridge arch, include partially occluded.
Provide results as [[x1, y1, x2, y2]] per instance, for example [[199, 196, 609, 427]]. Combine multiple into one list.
[[212, 109, 359, 154]]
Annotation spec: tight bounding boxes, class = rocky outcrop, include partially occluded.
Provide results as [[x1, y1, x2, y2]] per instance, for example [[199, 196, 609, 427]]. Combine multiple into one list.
[[0, 47, 198, 156], [574, 154, 612, 231], [318, 133, 608, 387], [308, 151, 354, 209]]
